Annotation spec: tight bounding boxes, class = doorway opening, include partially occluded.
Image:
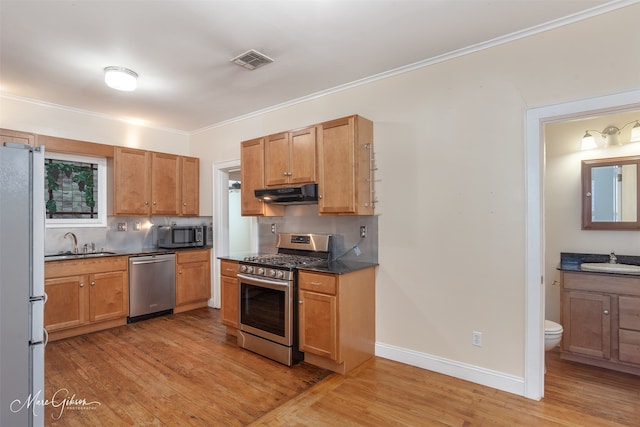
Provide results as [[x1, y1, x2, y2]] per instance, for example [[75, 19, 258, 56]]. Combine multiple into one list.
[[212, 160, 256, 308], [525, 89, 640, 400]]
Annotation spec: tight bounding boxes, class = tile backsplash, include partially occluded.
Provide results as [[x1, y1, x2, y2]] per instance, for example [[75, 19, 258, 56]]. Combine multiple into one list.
[[45, 216, 213, 255]]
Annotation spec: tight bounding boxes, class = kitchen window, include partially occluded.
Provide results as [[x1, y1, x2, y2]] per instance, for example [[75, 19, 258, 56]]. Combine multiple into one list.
[[44, 152, 107, 228]]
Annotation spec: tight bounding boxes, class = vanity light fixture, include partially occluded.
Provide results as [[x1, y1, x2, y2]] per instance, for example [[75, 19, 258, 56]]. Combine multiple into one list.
[[582, 120, 640, 150], [104, 66, 138, 91]]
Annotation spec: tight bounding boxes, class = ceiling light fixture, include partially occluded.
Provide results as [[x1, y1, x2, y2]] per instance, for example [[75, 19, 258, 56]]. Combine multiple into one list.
[[230, 49, 274, 71], [104, 66, 138, 91], [581, 120, 640, 150]]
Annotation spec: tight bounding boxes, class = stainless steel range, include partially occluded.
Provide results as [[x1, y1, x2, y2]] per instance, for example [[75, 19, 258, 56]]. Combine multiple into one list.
[[237, 233, 332, 366]]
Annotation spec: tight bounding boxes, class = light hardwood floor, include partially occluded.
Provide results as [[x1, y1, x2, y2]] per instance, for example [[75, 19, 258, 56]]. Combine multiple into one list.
[[44, 308, 640, 426]]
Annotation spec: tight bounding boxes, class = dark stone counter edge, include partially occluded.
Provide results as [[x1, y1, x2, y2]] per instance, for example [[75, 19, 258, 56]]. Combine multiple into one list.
[[559, 252, 640, 274], [45, 246, 213, 262], [218, 255, 378, 275]]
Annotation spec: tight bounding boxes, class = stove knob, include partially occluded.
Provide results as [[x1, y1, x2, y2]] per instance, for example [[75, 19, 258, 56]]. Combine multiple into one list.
[[257, 267, 265, 276], [246, 266, 254, 274], [240, 265, 247, 273], [276, 270, 285, 279], [268, 269, 277, 278]]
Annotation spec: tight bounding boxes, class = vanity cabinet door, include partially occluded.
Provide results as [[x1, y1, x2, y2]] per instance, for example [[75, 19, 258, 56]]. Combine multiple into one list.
[[562, 290, 611, 360]]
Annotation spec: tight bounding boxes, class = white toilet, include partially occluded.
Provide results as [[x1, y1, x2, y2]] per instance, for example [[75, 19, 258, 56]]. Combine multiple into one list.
[[544, 320, 563, 351]]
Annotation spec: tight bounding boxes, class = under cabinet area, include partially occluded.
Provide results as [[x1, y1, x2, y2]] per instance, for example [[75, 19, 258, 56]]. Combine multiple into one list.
[[219, 260, 239, 332], [561, 271, 640, 375], [298, 267, 376, 374], [175, 249, 211, 313], [44, 256, 129, 341]]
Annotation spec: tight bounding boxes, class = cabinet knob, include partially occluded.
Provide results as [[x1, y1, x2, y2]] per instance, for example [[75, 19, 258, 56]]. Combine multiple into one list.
[[283, 172, 288, 176], [179, 271, 183, 275], [318, 195, 322, 199], [153, 201, 157, 205], [91, 281, 96, 286], [603, 309, 609, 315], [145, 201, 149, 206], [299, 300, 303, 304], [183, 202, 187, 206], [79, 283, 84, 287]]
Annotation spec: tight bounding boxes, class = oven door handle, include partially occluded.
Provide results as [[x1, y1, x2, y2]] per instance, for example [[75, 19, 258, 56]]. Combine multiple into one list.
[[237, 273, 291, 289]]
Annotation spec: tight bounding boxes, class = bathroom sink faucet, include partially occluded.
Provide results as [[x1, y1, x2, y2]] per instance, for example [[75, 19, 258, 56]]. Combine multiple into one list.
[[609, 252, 617, 264], [64, 232, 78, 254]]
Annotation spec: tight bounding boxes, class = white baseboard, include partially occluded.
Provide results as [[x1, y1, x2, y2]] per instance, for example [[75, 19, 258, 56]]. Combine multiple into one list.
[[375, 342, 525, 397]]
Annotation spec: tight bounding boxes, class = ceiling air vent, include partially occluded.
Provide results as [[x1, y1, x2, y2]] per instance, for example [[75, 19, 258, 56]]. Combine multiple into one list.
[[230, 49, 274, 70]]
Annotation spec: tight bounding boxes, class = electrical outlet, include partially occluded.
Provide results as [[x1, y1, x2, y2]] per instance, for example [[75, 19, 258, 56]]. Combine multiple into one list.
[[472, 331, 482, 347], [133, 221, 141, 231], [360, 225, 367, 238], [271, 224, 276, 233], [117, 222, 127, 232]]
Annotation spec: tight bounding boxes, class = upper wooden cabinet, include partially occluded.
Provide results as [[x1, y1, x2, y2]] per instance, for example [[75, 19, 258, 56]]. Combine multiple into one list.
[[264, 126, 317, 187], [114, 147, 199, 216], [240, 138, 284, 217], [240, 115, 376, 217], [180, 156, 199, 216], [318, 115, 375, 215], [0, 128, 36, 146]]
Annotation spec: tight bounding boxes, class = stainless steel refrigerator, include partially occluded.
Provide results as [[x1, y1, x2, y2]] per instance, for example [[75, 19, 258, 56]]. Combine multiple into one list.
[[0, 142, 46, 427]]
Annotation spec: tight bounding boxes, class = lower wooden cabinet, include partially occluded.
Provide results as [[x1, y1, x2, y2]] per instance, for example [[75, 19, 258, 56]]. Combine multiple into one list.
[[175, 249, 211, 313], [44, 256, 128, 341], [298, 267, 375, 374], [561, 271, 640, 375], [219, 260, 239, 331]]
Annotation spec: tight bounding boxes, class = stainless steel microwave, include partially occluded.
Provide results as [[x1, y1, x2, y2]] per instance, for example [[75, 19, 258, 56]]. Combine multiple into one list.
[[157, 225, 205, 248]]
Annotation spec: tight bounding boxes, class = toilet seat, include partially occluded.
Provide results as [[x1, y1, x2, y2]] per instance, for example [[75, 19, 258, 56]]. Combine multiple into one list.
[[545, 320, 563, 333]]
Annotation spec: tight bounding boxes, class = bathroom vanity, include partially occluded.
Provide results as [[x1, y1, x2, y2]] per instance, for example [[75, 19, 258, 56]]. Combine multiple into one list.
[[560, 269, 640, 375]]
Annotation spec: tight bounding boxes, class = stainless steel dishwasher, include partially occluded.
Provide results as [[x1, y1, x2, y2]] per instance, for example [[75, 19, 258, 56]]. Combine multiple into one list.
[[128, 253, 176, 322]]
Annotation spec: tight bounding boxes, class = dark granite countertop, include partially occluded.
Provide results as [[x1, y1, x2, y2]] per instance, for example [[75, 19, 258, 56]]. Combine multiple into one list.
[[218, 254, 377, 275], [559, 252, 640, 274], [45, 246, 212, 262]]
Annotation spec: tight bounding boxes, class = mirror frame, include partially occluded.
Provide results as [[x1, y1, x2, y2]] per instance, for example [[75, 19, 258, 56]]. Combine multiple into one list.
[[582, 155, 640, 230]]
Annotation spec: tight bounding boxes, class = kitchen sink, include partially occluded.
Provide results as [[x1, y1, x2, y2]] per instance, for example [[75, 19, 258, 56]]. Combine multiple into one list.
[[580, 263, 640, 274], [45, 251, 117, 261]]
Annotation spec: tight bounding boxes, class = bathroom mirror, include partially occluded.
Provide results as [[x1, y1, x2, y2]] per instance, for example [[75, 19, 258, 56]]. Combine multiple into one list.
[[582, 156, 640, 230]]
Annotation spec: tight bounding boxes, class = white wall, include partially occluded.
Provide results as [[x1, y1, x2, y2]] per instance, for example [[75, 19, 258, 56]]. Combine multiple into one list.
[[0, 96, 190, 153], [190, 5, 640, 380], [545, 111, 640, 323]]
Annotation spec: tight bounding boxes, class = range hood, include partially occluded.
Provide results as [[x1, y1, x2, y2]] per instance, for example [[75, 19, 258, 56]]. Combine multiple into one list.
[[254, 183, 318, 204]]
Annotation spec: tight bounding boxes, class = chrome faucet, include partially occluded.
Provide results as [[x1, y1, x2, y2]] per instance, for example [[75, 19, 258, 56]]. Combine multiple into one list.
[[609, 252, 617, 264], [64, 232, 78, 254]]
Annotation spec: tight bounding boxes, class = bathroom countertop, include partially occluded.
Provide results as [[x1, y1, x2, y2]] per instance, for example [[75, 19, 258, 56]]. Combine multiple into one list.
[[559, 252, 640, 274]]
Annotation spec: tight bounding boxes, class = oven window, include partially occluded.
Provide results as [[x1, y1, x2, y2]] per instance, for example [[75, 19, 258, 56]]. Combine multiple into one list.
[[241, 283, 286, 337]]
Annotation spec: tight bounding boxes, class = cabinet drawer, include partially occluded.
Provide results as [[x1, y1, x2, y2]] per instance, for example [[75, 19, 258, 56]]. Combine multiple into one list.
[[619, 329, 640, 365], [299, 271, 336, 295], [177, 249, 209, 264], [619, 296, 640, 331], [562, 271, 640, 296], [45, 256, 128, 278], [220, 260, 238, 277]]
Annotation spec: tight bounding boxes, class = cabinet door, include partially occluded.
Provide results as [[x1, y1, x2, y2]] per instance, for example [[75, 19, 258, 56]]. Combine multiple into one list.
[[176, 261, 210, 305], [299, 290, 338, 361], [1, 129, 35, 146], [318, 117, 357, 214], [90, 270, 128, 323], [562, 290, 611, 359], [264, 132, 290, 187], [290, 126, 317, 184], [44, 275, 88, 331], [220, 275, 239, 328], [114, 147, 151, 215], [180, 156, 199, 216], [241, 138, 267, 215], [151, 152, 180, 215]]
